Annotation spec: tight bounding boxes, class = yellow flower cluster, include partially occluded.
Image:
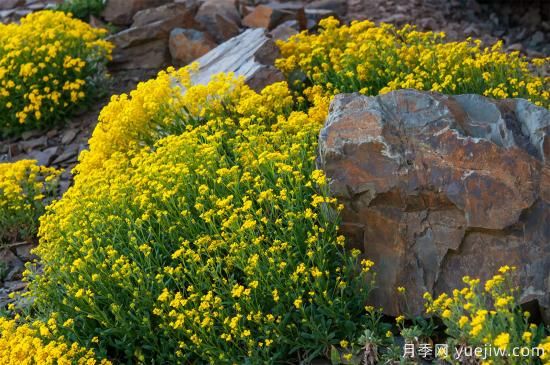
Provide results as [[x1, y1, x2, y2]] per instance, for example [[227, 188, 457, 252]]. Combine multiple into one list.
[[276, 17, 549, 108], [0, 317, 110, 365], [424, 266, 547, 364], [0, 160, 60, 244], [0, 10, 112, 136], [27, 71, 373, 363]]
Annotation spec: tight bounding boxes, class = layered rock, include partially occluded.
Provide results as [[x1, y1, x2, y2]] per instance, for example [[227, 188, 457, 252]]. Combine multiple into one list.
[[191, 28, 284, 91], [108, 2, 200, 70], [319, 90, 550, 322]]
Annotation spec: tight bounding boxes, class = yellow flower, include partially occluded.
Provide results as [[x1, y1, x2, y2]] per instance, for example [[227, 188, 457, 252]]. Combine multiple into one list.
[[493, 332, 510, 350]]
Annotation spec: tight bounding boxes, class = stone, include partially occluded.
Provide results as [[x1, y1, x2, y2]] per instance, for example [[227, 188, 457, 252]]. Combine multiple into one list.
[[306, 0, 347, 17], [0, 249, 23, 281], [29, 146, 58, 166], [108, 2, 199, 70], [52, 144, 79, 165], [270, 20, 299, 41], [131, 1, 200, 27], [101, 0, 172, 25], [0, 0, 24, 10], [14, 242, 36, 262], [111, 39, 168, 70], [195, 0, 241, 43], [304, 8, 337, 29], [169, 28, 217, 65], [191, 28, 284, 92], [61, 129, 78, 145], [242, 3, 306, 30], [19, 136, 47, 152], [319, 90, 550, 322]]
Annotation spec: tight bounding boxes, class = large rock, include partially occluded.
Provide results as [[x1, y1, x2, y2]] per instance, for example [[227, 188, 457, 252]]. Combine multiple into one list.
[[108, 2, 200, 70], [101, 0, 172, 25], [191, 28, 284, 91], [319, 90, 550, 322], [195, 0, 241, 43]]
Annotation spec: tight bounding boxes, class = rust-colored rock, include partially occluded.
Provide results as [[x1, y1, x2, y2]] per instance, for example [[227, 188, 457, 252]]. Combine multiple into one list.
[[101, 0, 172, 25], [319, 90, 550, 322], [169, 28, 217, 66], [242, 3, 307, 30]]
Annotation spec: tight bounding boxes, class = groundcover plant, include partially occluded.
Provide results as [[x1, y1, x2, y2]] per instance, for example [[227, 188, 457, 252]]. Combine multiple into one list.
[[0, 10, 112, 136], [0, 17, 548, 364]]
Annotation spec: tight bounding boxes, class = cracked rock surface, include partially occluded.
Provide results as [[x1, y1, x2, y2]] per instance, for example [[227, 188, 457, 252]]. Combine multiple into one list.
[[319, 90, 549, 322]]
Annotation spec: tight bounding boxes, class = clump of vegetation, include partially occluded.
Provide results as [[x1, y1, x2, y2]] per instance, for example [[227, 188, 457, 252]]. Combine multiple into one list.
[[276, 17, 549, 108], [424, 267, 547, 364], [0, 10, 112, 137], [28, 67, 374, 363], [57, 0, 107, 20], [0, 160, 60, 245]]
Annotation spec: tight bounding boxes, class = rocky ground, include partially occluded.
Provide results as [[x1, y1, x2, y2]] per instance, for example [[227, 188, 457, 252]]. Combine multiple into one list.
[[0, 0, 548, 311]]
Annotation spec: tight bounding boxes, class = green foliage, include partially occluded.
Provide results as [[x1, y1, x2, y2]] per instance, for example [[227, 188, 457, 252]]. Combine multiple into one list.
[[57, 0, 106, 20]]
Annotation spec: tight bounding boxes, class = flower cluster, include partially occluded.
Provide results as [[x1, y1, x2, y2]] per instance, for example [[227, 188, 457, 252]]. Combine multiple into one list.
[[0, 10, 112, 136], [0, 160, 60, 244], [276, 17, 549, 108], [28, 70, 374, 363], [424, 266, 547, 364], [0, 317, 110, 364]]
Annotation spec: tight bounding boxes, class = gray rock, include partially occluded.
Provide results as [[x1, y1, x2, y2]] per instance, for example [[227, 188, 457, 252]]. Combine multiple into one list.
[[191, 28, 284, 92], [29, 146, 58, 166], [319, 90, 550, 322], [19, 136, 47, 152]]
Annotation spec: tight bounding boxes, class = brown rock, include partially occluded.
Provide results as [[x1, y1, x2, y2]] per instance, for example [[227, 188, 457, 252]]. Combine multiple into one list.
[[242, 3, 306, 30], [111, 39, 168, 70], [191, 28, 284, 92], [319, 90, 550, 322], [101, 0, 172, 25], [270, 20, 299, 41], [169, 28, 217, 65], [108, 2, 200, 70], [195, 0, 241, 43]]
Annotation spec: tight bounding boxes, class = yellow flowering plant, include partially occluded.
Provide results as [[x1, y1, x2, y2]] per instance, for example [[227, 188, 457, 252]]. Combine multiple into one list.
[[24, 69, 375, 363], [276, 17, 549, 108], [0, 10, 112, 136], [0, 160, 60, 244], [424, 266, 548, 364], [0, 317, 110, 364]]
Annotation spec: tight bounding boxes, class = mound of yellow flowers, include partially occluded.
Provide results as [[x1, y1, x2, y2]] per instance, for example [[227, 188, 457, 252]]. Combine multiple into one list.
[[27, 66, 374, 363], [0, 10, 112, 136], [277, 17, 548, 108], [0, 160, 60, 244]]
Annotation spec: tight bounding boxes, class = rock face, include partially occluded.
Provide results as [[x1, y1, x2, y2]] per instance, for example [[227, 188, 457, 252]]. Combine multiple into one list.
[[319, 90, 550, 322], [192, 28, 284, 91]]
